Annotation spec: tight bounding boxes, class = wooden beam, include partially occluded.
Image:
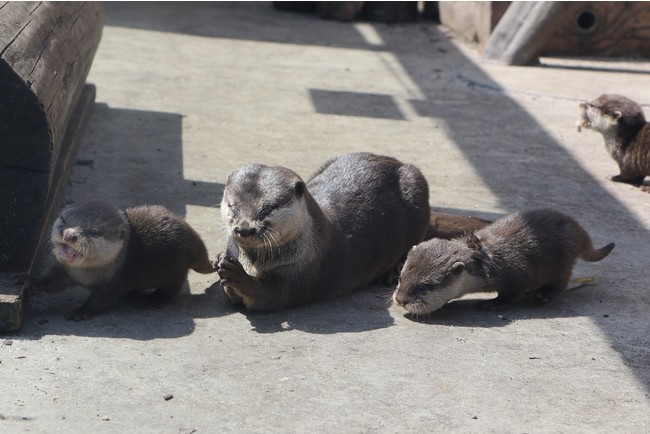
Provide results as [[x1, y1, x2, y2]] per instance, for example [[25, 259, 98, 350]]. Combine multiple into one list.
[[482, 1, 585, 65]]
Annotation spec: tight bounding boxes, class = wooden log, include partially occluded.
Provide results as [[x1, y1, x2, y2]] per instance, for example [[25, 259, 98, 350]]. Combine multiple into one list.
[[482, 1, 585, 65], [0, 2, 104, 269]]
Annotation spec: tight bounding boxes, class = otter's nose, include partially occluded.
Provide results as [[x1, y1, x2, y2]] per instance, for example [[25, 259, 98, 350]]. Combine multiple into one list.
[[62, 229, 78, 243], [234, 227, 256, 237]]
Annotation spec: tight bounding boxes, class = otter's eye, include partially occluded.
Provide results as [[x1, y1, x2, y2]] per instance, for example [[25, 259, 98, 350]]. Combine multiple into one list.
[[413, 284, 429, 294], [86, 230, 101, 237], [228, 204, 240, 218], [258, 204, 275, 220]]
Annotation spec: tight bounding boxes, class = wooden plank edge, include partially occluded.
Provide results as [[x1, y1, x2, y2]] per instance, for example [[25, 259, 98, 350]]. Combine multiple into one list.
[[0, 83, 96, 332]]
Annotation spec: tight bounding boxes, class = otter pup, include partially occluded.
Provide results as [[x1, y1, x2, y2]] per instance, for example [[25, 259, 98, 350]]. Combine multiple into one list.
[[577, 94, 650, 192], [27, 201, 216, 320], [393, 209, 615, 315], [216, 152, 430, 311]]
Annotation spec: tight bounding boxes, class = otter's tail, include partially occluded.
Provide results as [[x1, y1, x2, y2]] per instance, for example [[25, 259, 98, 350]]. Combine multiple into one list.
[[191, 236, 218, 274], [581, 242, 615, 262]]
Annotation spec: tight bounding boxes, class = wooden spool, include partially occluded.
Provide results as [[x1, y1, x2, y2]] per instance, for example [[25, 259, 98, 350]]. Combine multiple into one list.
[[0, 2, 103, 269]]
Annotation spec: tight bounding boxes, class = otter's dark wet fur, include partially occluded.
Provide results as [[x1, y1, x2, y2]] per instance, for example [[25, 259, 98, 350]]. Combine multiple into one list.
[[217, 152, 431, 312]]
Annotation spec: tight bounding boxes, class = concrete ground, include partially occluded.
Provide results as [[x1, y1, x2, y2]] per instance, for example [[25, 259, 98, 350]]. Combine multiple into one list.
[[2, 2, 650, 432]]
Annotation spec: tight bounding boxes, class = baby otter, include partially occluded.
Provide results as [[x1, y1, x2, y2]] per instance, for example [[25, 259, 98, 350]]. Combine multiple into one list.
[[27, 201, 215, 320], [577, 94, 650, 192], [393, 209, 615, 315], [216, 152, 431, 311]]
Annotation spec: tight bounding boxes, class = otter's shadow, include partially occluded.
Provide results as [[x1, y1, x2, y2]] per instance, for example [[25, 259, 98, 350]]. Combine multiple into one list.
[[400, 288, 613, 328], [239, 285, 395, 334], [17, 281, 237, 341]]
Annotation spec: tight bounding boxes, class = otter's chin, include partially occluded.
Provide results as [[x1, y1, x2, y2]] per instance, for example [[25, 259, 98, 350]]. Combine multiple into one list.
[[400, 299, 439, 316], [54, 243, 82, 265], [576, 116, 590, 132]]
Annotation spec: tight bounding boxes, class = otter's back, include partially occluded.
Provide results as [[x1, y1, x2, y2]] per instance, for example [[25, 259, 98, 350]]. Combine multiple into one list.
[[306, 152, 430, 292]]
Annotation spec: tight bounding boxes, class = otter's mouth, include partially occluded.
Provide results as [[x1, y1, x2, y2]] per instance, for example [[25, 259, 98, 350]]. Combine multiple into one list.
[[55, 243, 82, 264], [576, 108, 591, 132]]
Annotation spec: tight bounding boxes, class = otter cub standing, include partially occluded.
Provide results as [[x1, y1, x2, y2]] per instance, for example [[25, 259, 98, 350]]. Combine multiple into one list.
[[393, 209, 615, 315], [28, 201, 215, 320], [577, 94, 650, 192], [216, 152, 430, 311]]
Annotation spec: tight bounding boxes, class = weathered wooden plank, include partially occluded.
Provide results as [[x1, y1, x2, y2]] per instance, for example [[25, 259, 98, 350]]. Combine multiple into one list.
[[439, 1, 510, 48], [542, 2, 650, 57], [482, 1, 585, 65], [0, 2, 103, 268]]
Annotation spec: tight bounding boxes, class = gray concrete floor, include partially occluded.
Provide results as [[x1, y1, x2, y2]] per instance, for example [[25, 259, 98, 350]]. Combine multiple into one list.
[[3, 2, 650, 432]]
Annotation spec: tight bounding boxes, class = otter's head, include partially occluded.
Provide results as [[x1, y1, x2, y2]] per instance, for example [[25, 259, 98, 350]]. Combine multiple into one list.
[[51, 201, 128, 268], [393, 238, 477, 316], [577, 94, 646, 134], [221, 164, 309, 250]]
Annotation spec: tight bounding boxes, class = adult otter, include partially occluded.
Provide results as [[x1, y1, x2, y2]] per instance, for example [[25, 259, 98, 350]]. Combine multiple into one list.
[[393, 209, 615, 315], [216, 152, 430, 311], [577, 94, 650, 192], [27, 201, 216, 320]]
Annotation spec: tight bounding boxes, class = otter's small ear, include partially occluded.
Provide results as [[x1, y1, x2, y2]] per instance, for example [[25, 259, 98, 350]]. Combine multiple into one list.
[[465, 233, 482, 251], [294, 181, 305, 198], [451, 262, 465, 273], [613, 110, 623, 120]]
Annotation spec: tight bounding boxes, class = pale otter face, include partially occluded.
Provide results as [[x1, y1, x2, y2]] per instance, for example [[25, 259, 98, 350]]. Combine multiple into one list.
[[51, 202, 127, 268], [221, 164, 309, 250], [577, 101, 620, 134], [393, 240, 472, 316]]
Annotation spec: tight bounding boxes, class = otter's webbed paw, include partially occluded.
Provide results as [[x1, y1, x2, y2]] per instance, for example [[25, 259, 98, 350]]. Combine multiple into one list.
[[11, 273, 35, 293], [216, 256, 250, 288], [65, 308, 93, 322]]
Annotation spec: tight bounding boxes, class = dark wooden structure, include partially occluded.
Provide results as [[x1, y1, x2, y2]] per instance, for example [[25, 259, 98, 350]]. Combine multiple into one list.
[[439, 1, 650, 65], [0, 2, 103, 330]]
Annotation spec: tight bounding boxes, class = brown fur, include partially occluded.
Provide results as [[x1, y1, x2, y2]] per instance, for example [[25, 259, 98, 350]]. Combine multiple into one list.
[[578, 94, 650, 192], [394, 209, 615, 315], [27, 201, 215, 321]]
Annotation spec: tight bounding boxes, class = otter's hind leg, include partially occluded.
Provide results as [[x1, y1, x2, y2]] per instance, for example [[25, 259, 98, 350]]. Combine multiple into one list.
[[529, 272, 572, 303], [66, 288, 124, 321], [610, 174, 645, 185], [148, 279, 185, 306]]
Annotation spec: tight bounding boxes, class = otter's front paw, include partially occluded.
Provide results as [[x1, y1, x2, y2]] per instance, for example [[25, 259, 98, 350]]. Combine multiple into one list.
[[212, 251, 227, 270], [476, 298, 509, 311], [11, 273, 34, 293], [216, 256, 248, 287], [65, 308, 93, 322]]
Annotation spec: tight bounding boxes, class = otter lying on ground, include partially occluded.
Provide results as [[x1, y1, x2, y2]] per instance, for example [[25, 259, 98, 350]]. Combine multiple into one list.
[[216, 152, 431, 311], [393, 209, 615, 315]]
